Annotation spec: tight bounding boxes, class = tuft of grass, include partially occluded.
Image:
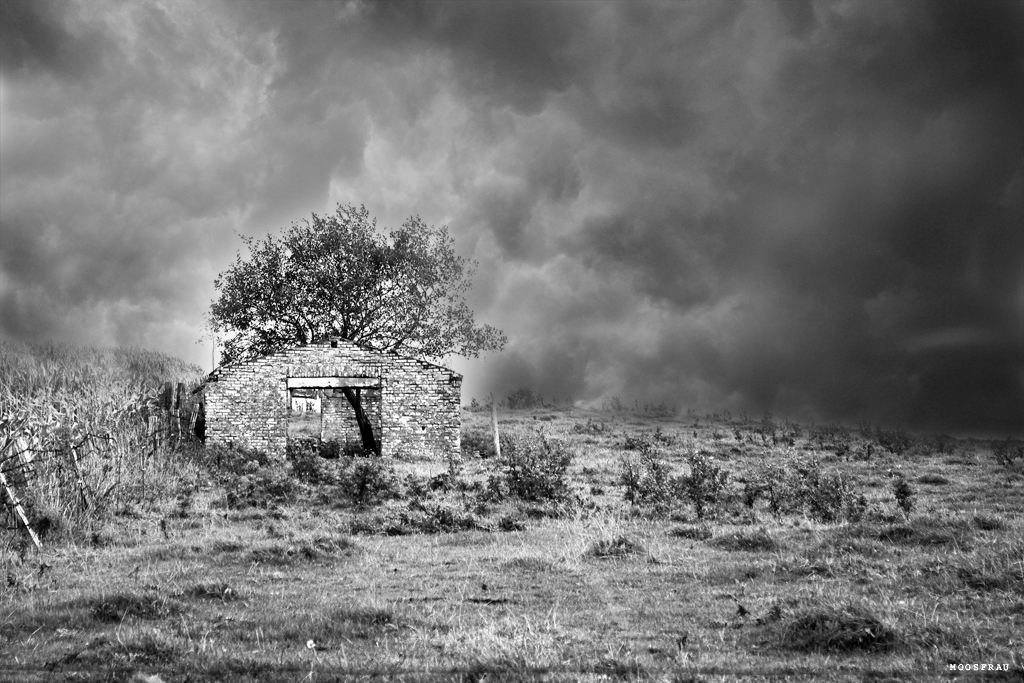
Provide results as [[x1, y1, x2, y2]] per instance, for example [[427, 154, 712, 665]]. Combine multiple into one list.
[[586, 535, 646, 559], [184, 581, 244, 602], [323, 606, 407, 640], [972, 513, 1007, 531], [670, 524, 713, 541], [870, 517, 973, 548], [502, 556, 556, 573], [709, 527, 779, 552], [953, 544, 1024, 593], [89, 591, 184, 622], [773, 600, 897, 652], [248, 536, 358, 564]]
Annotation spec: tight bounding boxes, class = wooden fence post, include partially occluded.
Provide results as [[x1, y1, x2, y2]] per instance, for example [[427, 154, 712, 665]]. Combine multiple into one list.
[[0, 469, 41, 550], [491, 402, 501, 460], [68, 444, 95, 511]]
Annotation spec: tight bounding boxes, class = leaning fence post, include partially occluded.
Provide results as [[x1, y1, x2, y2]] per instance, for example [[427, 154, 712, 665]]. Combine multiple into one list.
[[0, 469, 41, 550]]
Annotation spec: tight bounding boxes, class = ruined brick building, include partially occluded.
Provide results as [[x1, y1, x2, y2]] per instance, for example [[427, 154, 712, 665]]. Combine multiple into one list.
[[199, 338, 462, 460]]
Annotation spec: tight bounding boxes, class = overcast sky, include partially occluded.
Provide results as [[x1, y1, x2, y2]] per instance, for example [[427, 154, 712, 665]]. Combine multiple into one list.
[[1, 0, 1022, 435]]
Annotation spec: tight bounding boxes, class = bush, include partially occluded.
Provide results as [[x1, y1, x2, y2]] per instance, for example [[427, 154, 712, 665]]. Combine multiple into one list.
[[620, 450, 679, 514], [287, 440, 337, 485], [202, 443, 275, 474], [498, 430, 573, 502], [622, 432, 655, 452], [572, 418, 610, 435], [993, 437, 1024, 467], [891, 473, 915, 518], [461, 427, 496, 458], [678, 450, 730, 520], [337, 457, 400, 506], [789, 459, 866, 524], [875, 427, 913, 455], [506, 387, 545, 410], [745, 457, 866, 523], [224, 467, 300, 509], [745, 462, 793, 517], [392, 504, 480, 534]]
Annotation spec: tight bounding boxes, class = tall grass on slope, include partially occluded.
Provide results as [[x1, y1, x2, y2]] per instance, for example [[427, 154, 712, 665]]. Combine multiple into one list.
[[0, 341, 205, 537]]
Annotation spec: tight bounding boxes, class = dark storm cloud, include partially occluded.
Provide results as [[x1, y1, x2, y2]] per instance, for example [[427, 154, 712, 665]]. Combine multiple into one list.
[[1, 0, 1021, 435], [0, 0, 111, 79]]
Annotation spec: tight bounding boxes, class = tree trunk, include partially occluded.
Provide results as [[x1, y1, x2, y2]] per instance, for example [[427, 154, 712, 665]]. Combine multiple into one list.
[[341, 387, 381, 456]]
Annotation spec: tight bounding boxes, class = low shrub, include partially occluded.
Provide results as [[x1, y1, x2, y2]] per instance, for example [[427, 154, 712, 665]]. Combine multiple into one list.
[[506, 387, 546, 410], [572, 418, 610, 435], [745, 457, 866, 523], [337, 457, 400, 506], [393, 504, 481, 534], [498, 430, 573, 502], [790, 460, 866, 524], [682, 450, 730, 520], [201, 443, 275, 474], [224, 466, 301, 509], [993, 437, 1024, 467], [287, 440, 339, 485], [891, 473, 916, 518], [461, 427, 496, 458], [875, 427, 914, 456], [620, 450, 679, 514], [622, 432, 655, 453], [745, 462, 793, 517]]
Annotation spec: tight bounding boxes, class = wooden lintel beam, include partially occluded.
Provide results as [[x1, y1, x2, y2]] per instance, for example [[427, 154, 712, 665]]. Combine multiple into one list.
[[287, 377, 379, 389]]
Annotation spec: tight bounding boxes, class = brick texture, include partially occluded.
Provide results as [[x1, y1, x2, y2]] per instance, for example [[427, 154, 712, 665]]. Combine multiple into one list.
[[202, 340, 461, 459]]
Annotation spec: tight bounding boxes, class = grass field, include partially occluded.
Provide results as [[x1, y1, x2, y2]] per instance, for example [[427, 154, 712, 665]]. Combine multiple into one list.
[[3, 384, 1023, 681]]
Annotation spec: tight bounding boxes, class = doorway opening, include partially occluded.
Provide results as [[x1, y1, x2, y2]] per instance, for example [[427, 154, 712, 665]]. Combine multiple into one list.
[[286, 377, 382, 457]]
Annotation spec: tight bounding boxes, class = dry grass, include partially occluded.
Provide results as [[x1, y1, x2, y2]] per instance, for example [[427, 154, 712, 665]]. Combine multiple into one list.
[[3, 382, 1024, 680]]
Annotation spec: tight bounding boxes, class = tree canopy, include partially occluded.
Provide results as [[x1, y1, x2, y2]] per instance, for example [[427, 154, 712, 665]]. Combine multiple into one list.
[[208, 204, 506, 365]]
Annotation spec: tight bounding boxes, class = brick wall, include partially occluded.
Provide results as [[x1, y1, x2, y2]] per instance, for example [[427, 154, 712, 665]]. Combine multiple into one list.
[[322, 387, 381, 447], [203, 340, 462, 460]]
